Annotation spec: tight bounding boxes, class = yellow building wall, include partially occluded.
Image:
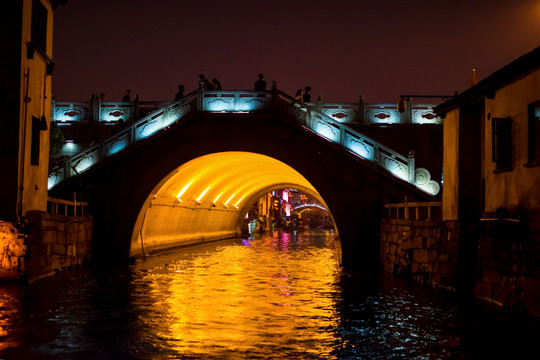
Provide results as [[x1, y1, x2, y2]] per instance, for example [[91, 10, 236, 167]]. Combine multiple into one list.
[[442, 108, 460, 220], [18, 0, 54, 215], [484, 70, 540, 213]]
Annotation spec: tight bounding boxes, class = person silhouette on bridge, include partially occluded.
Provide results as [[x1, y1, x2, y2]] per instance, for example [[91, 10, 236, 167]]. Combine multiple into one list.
[[254, 73, 267, 91], [294, 89, 304, 103], [175, 84, 184, 100], [303, 86, 312, 103], [212, 78, 222, 90], [122, 89, 132, 102], [198, 74, 212, 90]]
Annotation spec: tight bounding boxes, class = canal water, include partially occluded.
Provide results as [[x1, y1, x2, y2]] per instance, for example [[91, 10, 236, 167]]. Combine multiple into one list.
[[1, 229, 540, 359]]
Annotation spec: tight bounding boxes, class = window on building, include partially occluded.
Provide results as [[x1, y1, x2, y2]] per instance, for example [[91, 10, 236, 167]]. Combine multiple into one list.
[[528, 100, 540, 163], [492, 117, 512, 171], [31, 116, 40, 166], [31, 0, 48, 54]]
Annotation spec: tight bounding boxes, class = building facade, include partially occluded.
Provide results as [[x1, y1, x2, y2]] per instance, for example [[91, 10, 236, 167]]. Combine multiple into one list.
[[0, 0, 65, 221], [435, 46, 540, 314], [437, 46, 540, 224]]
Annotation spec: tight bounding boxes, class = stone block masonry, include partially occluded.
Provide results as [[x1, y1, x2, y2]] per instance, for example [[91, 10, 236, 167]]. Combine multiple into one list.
[[475, 214, 540, 317], [25, 211, 93, 282], [0, 221, 27, 280], [380, 218, 459, 291], [380, 212, 540, 318], [0, 211, 93, 282]]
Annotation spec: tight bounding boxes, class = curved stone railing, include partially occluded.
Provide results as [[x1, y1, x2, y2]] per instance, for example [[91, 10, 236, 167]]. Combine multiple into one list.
[[52, 97, 441, 125], [48, 88, 440, 196], [316, 101, 441, 125], [48, 92, 198, 189], [272, 91, 440, 195], [52, 100, 172, 123]]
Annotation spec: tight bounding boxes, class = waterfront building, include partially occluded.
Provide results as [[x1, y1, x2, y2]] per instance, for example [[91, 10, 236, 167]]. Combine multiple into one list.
[[435, 45, 540, 314], [0, 0, 65, 221], [436, 46, 540, 229]]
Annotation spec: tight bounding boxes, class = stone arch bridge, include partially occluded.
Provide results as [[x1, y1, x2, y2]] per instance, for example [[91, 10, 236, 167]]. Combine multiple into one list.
[[49, 88, 439, 268]]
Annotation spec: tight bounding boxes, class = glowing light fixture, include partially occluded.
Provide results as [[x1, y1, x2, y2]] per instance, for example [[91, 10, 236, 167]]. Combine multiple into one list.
[[233, 194, 246, 208], [176, 180, 193, 202], [196, 187, 211, 203], [224, 193, 236, 207], [213, 192, 223, 205]]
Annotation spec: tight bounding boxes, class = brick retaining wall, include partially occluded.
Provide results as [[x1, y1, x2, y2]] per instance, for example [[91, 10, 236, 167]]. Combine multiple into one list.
[[0, 211, 93, 282], [380, 214, 540, 317], [380, 218, 459, 291], [25, 211, 93, 282]]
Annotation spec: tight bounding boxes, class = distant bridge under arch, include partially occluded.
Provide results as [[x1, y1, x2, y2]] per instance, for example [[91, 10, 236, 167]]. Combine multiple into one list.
[[50, 89, 438, 268]]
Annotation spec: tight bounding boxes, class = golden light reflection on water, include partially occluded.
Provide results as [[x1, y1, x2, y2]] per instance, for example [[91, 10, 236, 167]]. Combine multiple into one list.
[[132, 230, 341, 358], [0, 287, 22, 352]]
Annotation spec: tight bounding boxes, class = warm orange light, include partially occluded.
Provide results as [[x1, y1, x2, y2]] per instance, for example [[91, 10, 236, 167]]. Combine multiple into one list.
[[224, 193, 236, 207], [196, 186, 211, 203], [176, 180, 193, 200], [136, 236, 341, 355], [132, 152, 330, 257], [233, 194, 246, 208], [213, 192, 223, 205]]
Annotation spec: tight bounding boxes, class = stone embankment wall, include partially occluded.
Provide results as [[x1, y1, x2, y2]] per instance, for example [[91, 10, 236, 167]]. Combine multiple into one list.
[[380, 218, 459, 291], [475, 215, 540, 317], [0, 211, 93, 282], [380, 207, 540, 317], [0, 221, 27, 280], [25, 211, 93, 282]]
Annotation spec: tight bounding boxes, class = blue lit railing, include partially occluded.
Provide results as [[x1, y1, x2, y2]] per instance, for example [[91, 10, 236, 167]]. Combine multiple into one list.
[[52, 100, 172, 123], [318, 101, 441, 125], [52, 96, 441, 125], [48, 88, 440, 195], [272, 91, 440, 195], [48, 92, 198, 190]]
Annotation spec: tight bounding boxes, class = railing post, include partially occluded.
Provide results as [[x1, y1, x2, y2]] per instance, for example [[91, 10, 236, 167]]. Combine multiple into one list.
[[358, 95, 364, 124], [271, 81, 278, 109], [98, 142, 105, 162], [405, 97, 412, 124], [133, 95, 140, 121], [404, 196, 409, 220], [65, 158, 72, 179], [130, 123, 136, 145], [339, 124, 345, 146], [407, 149, 415, 183], [234, 91, 239, 111], [93, 97, 100, 122], [73, 192, 77, 216], [197, 86, 204, 111], [316, 95, 323, 113], [373, 144, 380, 166], [88, 96, 94, 121]]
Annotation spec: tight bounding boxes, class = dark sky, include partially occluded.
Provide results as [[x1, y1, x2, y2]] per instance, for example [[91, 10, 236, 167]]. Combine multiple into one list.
[[52, 0, 540, 104]]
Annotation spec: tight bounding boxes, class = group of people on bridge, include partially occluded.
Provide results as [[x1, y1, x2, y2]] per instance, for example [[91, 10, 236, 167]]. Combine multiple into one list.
[[172, 73, 312, 104], [90, 73, 312, 109]]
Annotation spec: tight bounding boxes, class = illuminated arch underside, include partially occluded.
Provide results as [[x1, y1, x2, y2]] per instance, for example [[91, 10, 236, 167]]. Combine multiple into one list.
[[130, 152, 327, 256]]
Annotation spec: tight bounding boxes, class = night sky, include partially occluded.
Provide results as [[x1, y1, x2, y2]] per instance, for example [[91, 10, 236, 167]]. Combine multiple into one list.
[[52, 0, 540, 104]]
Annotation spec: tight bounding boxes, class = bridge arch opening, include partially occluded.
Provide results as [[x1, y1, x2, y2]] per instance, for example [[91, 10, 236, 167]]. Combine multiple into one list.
[[130, 151, 337, 257]]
